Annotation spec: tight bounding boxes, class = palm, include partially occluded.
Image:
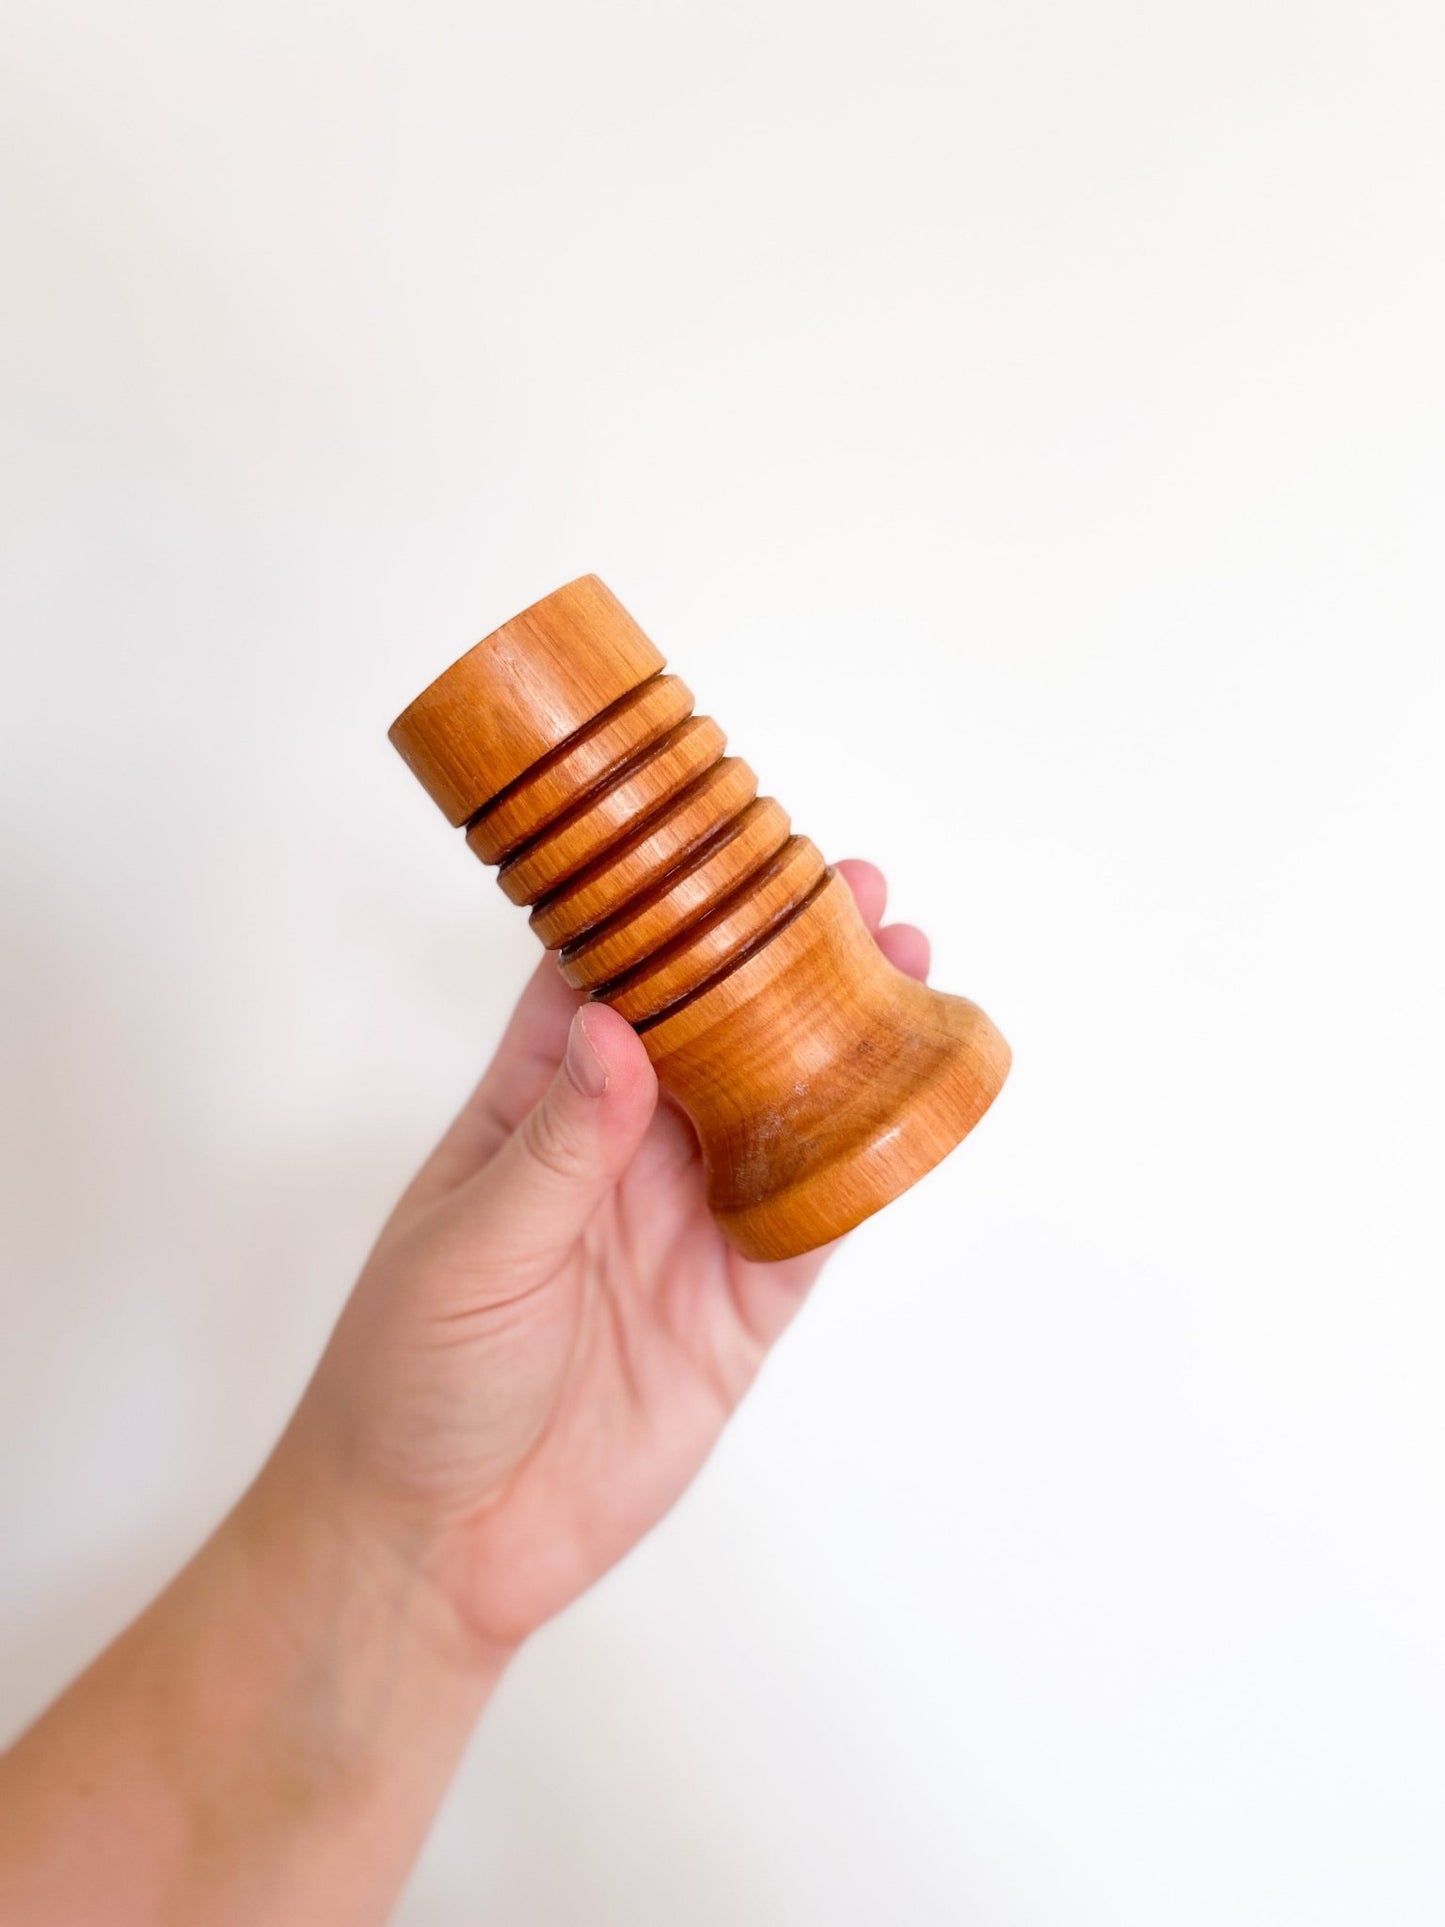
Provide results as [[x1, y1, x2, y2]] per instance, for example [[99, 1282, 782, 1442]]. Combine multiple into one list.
[[323, 863, 927, 1648]]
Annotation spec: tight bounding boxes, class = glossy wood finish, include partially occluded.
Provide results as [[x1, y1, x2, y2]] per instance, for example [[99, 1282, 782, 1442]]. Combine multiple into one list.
[[390, 575, 663, 824], [491, 715, 728, 905], [605, 834, 827, 1027], [390, 575, 1009, 1260], [467, 676, 694, 865], [530, 757, 759, 952], [642, 870, 1010, 1259], [558, 795, 792, 992]]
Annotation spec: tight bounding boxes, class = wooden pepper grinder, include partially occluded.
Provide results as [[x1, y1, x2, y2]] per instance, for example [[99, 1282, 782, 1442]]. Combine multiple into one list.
[[390, 575, 1009, 1261]]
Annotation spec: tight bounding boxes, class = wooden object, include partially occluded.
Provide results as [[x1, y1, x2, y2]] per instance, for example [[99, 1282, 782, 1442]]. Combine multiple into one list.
[[390, 576, 1009, 1260]]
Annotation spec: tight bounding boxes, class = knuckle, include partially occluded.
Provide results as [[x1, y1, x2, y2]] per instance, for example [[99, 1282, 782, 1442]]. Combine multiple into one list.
[[518, 1100, 586, 1185]]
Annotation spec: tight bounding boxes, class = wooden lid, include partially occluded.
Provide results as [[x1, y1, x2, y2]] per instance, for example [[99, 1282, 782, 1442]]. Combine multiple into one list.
[[388, 574, 665, 824]]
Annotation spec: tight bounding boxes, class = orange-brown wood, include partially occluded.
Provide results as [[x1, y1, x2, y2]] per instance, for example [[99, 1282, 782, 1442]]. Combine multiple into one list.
[[603, 834, 827, 1027], [490, 715, 727, 905], [530, 757, 759, 951], [389, 575, 663, 825], [559, 795, 792, 992], [468, 675, 694, 864], [389, 575, 1009, 1260]]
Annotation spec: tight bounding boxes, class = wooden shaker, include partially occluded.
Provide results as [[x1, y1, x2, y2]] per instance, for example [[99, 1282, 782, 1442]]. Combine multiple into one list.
[[390, 576, 1009, 1260]]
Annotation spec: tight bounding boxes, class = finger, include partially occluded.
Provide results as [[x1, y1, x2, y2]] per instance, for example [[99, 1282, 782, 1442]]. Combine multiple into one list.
[[453, 1002, 659, 1280], [876, 921, 930, 981], [834, 859, 887, 934], [481, 948, 581, 1102], [478, 952, 585, 1124], [411, 956, 582, 1200], [722, 1238, 840, 1355]]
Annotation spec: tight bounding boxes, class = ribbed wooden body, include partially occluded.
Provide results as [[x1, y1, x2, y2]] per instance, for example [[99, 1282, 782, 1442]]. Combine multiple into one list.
[[391, 576, 1009, 1260]]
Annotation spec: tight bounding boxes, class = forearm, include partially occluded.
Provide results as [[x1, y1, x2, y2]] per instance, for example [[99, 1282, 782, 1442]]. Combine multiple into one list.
[[0, 1439, 504, 1925]]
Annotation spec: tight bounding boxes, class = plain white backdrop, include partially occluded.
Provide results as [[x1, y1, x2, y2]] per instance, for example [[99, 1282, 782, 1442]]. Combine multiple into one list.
[[3, 1, 1443, 1920]]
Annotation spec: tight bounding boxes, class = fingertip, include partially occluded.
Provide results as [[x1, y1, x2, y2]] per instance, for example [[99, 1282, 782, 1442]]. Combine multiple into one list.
[[835, 858, 888, 932], [564, 1003, 612, 1097], [575, 1001, 658, 1111], [469, 1002, 659, 1250], [876, 922, 930, 981], [527, 949, 587, 1022]]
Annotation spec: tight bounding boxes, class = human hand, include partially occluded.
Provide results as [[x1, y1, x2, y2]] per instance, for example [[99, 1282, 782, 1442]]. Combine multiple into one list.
[[272, 860, 932, 1662], [0, 859, 933, 1926]]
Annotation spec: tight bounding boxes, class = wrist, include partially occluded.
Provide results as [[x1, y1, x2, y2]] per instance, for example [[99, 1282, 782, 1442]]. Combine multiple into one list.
[[262, 1372, 544, 1673], [235, 1419, 518, 1699], [0, 1430, 509, 1927], [151, 1441, 509, 1915]]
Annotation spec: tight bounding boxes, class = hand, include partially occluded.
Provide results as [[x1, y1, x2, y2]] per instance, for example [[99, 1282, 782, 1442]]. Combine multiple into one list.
[[0, 858, 933, 1925], [275, 860, 932, 1661]]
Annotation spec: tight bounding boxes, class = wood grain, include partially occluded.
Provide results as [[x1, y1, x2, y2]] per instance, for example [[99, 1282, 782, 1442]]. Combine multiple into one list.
[[530, 757, 759, 951], [491, 715, 728, 906], [559, 795, 792, 992], [467, 675, 694, 864]]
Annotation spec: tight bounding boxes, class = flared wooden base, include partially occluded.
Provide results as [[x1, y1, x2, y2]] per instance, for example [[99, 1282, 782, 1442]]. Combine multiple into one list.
[[642, 871, 1011, 1260]]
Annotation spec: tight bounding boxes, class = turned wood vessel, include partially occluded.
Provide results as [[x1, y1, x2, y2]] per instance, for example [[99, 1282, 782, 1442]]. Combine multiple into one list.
[[390, 575, 1009, 1260]]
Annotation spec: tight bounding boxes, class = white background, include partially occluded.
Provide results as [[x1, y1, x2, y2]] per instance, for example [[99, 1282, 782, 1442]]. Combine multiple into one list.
[[3, 2, 1443, 1920]]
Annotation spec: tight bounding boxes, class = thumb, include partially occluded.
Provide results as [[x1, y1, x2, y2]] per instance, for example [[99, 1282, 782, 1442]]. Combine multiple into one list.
[[459, 1001, 659, 1273]]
